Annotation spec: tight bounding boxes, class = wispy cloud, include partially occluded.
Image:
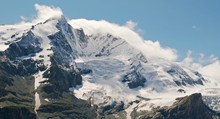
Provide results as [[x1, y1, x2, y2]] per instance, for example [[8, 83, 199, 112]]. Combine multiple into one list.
[[181, 51, 220, 81], [182, 50, 201, 69], [33, 4, 63, 23], [19, 4, 63, 24], [124, 20, 138, 30], [199, 61, 220, 81], [124, 20, 144, 35]]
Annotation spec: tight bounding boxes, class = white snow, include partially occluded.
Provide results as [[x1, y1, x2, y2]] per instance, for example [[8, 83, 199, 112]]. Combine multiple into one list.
[[33, 69, 50, 112], [68, 20, 220, 114], [34, 93, 41, 113], [74, 57, 84, 63], [68, 19, 219, 114], [0, 23, 32, 39], [0, 23, 32, 51], [70, 32, 220, 116], [31, 19, 57, 112], [32, 19, 56, 89], [32, 35, 53, 112], [0, 44, 9, 51], [44, 98, 50, 102]]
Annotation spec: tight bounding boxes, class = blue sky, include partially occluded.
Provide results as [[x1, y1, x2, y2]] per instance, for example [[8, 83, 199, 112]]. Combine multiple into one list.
[[0, 0, 219, 60]]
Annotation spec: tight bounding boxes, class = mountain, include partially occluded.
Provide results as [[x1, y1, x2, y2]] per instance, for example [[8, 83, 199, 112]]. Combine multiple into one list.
[[0, 14, 220, 119]]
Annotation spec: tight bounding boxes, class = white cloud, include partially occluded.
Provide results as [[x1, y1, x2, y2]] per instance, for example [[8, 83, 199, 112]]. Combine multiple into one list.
[[209, 54, 218, 62], [124, 20, 143, 35], [124, 20, 138, 30], [19, 4, 63, 24], [199, 61, 220, 81], [33, 4, 63, 23], [69, 19, 178, 61], [198, 53, 205, 63], [181, 51, 220, 81], [198, 54, 220, 81], [20, 16, 27, 22], [182, 50, 202, 69], [182, 50, 193, 64]]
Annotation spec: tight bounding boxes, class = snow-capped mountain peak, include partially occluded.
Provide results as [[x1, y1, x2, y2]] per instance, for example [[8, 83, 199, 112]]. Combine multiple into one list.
[[1, 13, 220, 119]]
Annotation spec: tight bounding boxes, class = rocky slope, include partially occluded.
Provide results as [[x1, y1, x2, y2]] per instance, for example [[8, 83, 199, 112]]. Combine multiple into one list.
[[132, 93, 220, 119]]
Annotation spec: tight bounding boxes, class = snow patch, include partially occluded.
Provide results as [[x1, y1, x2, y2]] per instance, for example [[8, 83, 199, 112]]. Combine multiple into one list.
[[34, 93, 40, 113], [0, 44, 9, 51], [74, 57, 84, 63], [44, 98, 50, 102]]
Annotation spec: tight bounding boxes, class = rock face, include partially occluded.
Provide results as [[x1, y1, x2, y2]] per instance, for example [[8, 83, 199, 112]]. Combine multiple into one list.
[[122, 70, 146, 89], [42, 57, 82, 93], [37, 92, 96, 119], [48, 16, 78, 64], [5, 31, 42, 60], [98, 101, 125, 115], [137, 93, 220, 119], [0, 56, 36, 119], [166, 65, 204, 86], [0, 106, 36, 119]]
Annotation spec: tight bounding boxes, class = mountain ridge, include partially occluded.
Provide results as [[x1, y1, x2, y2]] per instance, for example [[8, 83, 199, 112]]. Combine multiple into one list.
[[0, 14, 219, 119]]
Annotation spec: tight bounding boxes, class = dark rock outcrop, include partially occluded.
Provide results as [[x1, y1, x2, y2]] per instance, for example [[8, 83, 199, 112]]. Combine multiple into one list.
[[5, 31, 42, 60], [167, 65, 204, 86], [98, 101, 125, 115], [75, 28, 87, 43], [122, 70, 146, 89], [0, 54, 46, 77], [48, 16, 78, 65], [48, 31, 74, 63], [37, 92, 96, 119], [0, 55, 18, 75], [0, 63, 36, 119], [79, 68, 92, 75], [17, 58, 47, 76], [138, 93, 220, 119], [0, 106, 36, 119], [42, 57, 82, 93]]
